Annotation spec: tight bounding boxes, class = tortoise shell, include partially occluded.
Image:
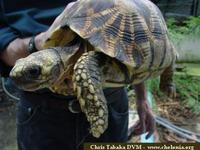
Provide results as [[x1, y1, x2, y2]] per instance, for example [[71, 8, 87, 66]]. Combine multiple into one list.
[[10, 0, 176, 138], [43, 0, 168, 68]]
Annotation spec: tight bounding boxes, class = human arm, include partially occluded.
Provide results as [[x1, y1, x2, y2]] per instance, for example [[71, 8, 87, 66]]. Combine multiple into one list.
[[0, 6, 23, 75], [0, 2, 75, 67], [130, 83, 156, 139], [0, 33, 46, 67]]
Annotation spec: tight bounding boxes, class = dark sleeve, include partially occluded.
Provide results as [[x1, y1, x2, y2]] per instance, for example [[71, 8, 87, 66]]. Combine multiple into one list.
[[0, 10, 19, 77], [0, 24, 19, 52], [0, 26, 17, 77]]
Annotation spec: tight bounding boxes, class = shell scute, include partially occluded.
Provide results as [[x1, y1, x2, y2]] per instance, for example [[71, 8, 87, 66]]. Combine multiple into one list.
[[45, 0, 171, 68]]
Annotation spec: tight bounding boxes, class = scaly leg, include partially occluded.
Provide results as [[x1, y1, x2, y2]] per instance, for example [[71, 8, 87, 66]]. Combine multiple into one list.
[[160, 64, 176, 98], [72, 51, 108, 138]]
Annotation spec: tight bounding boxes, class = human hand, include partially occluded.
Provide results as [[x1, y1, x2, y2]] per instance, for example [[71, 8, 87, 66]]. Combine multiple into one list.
[[39, 2, 76, 49], [131, 101, 156, 139], [0, 38, 31, 66]]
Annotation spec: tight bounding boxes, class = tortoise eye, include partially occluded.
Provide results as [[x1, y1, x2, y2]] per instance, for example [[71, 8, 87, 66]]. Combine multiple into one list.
[[26, 66, 41, 79]]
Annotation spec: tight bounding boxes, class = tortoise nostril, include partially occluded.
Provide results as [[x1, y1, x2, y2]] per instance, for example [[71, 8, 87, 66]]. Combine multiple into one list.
[[27, 66, 41, 78]]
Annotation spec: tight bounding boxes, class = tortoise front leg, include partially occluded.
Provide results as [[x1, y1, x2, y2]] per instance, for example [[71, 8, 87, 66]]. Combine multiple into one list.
[[73, 51, 108, 138]]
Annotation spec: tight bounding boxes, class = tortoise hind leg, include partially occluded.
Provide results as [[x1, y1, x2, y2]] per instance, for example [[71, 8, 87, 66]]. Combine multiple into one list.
[[160, 64, 176, 98], [73, 51, 108, 138]]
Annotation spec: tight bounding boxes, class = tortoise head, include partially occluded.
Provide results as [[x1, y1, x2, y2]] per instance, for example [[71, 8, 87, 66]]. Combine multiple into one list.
[[10, 48, 65, 91]]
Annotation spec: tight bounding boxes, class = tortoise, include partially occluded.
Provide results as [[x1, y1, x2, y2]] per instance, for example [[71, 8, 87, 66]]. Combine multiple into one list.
[[10, 0, 177, 138]]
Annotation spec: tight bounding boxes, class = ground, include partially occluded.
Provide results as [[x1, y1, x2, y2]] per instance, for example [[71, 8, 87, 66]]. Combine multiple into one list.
[[128, 91, 200, 143], [0, 100, 17, 150], [156, 94, 200, 142]]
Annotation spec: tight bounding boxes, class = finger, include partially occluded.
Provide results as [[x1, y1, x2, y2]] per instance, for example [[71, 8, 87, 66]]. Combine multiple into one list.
[[129, 123, 140, 137], [132, 122, 147, 136], [145, 119, 155, 139], [132, 128, 144, 136], [131, 122, 142, 136], [145, 118, 156, 139], [132, 120, 141, 129], [145, 124, 155, 139], [140, 116, 146, 133]]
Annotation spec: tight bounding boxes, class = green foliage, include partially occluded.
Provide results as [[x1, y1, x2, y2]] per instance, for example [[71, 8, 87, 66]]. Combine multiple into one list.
[[174, 74, 200, 114], [184, 16, 200, 36], [167, 16, 200, 43], [167, 16, 200, 35], [146, 74, 200, 114], [146, 77, 160, 94]]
